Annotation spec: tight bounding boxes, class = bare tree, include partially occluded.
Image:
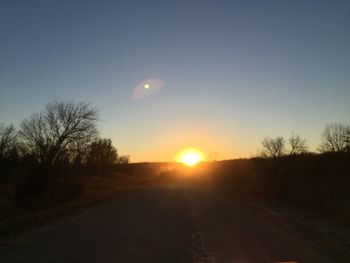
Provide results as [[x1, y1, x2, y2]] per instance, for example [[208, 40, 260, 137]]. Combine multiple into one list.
[[117, 155, 130, 164], [346, 129, 350, 152], [289, 132, 308, 155], [0, 124, 18, 160], [261, 136, 286, 158], [319, 123, 350, 153], [20, 100, 98, 166]]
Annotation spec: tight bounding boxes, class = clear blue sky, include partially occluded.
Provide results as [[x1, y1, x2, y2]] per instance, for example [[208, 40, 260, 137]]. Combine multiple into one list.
[[1, 0, 349, 161]]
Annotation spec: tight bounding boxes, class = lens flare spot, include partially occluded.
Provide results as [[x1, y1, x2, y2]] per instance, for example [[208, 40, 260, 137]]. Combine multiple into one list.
[[132, 78, 165, 99]]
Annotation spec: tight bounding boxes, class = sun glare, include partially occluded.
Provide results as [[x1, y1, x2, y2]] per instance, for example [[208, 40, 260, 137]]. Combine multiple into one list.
[[176, 149, 205, 167]]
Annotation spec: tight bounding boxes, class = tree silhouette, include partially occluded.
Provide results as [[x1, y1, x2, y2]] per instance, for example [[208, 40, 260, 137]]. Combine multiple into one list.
[[319, 123, 350, 153], [20, 100, 98, 166], [261, 136, 286, 158], [117, 155, 130, 164], [0, 123, 18, 161], [86, 138, 118, 174], [289, 133, 308, 155]]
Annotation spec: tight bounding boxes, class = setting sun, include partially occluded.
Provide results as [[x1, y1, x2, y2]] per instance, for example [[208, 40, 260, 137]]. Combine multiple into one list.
[[176, 149, 205, 167]]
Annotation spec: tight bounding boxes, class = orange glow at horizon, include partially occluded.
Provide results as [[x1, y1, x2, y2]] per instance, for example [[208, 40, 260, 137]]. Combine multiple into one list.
[[176, 148, 206, 167]]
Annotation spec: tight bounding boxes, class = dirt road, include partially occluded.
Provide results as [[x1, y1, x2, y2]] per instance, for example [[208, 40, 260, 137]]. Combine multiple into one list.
[[0, 181, 330, 262]]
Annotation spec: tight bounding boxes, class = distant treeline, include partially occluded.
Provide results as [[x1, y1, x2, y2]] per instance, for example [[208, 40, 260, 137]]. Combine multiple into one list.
[[187, 123, 350, 218], [0, 100, 129, 215], [0, 100, 129, 169], [1, 99, 349, 218], [259, 123, 350, 158], [208, 152, 350, 219], [247, 124, 349, 216]]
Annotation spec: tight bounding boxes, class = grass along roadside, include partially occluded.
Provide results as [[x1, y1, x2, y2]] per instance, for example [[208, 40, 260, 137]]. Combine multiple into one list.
[[215, 186, 350, 262], [0, 172, 154, 241]]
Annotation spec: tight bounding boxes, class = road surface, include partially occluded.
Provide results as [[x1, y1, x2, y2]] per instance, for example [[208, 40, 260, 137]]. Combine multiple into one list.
[[0, 181, 325, 262]]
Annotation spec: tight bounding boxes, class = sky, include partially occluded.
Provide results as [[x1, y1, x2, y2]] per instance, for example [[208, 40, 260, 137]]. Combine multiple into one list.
[[1, 0, 349, 162]]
